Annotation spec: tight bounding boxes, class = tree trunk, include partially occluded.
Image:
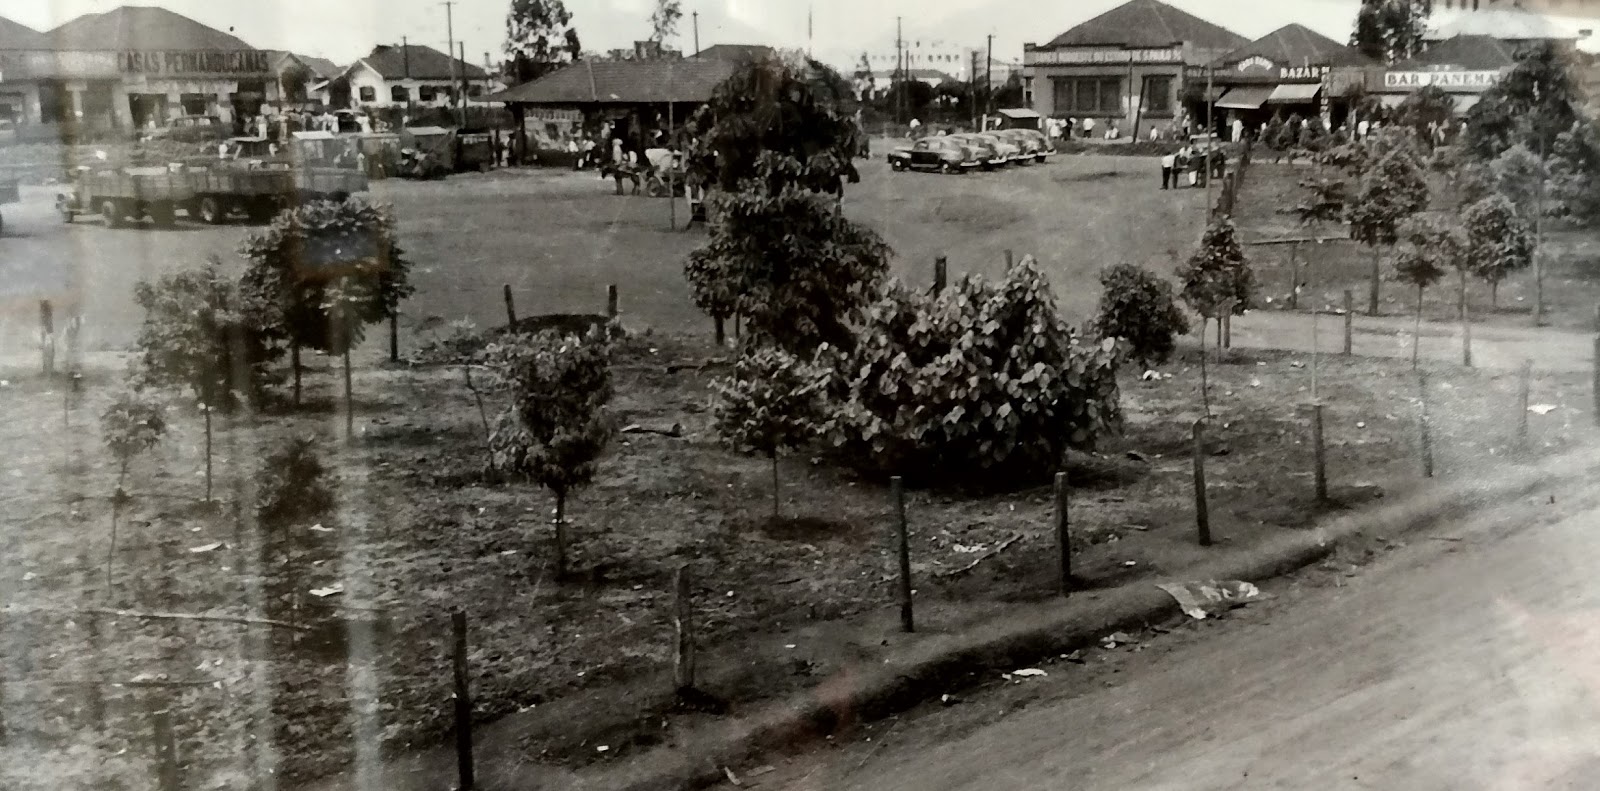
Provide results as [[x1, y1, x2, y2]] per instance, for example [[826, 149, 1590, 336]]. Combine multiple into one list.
[[203, 406, 213, 502], [1369, 246, 1381, 317], [1460, 270, 1473, 368], [291, 342, 302, 407], [1491, 280, 1499, 310], [770, 452, 780, 522], [343, 349, 354, 441], [1214, 318, 1223, 364], [1288, 242, 1300, 310], [713, 315, 726, 347], [554, 491, 567, 581], [1413, 285, 1423, 369], [105, 498, 120, 599], [1199, 334, 1212, 417]]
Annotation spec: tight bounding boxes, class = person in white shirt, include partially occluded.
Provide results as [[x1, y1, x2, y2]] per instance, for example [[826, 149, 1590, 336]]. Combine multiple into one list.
[[1161, 151, 1176, 190], [1357, 118, 1370, 140], [1083, 117, 1096, 138]]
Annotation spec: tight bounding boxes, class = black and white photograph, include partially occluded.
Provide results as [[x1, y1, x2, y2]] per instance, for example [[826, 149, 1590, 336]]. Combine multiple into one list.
[[3, 0, 1600, 788]]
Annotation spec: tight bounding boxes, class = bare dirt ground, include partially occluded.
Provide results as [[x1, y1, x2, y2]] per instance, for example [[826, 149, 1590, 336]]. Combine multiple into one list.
[[731, 467, 1600, 791]]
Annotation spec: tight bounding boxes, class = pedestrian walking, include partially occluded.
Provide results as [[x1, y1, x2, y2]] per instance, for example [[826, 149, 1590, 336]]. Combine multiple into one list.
[[1230, 117, 1243, 143], [1161, 151, 1176, 190]]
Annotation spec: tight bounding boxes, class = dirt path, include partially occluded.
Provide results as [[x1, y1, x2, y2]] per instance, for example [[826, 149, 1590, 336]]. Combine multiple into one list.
[[1229, 310, 1595, 374], [739, 481, 1600, 791]]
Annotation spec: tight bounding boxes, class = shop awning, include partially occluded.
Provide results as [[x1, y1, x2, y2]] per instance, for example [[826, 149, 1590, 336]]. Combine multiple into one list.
[[1266, 83, 1321, 104], [998, 108, 1041, 120], [1216, 86, 1273, 110]]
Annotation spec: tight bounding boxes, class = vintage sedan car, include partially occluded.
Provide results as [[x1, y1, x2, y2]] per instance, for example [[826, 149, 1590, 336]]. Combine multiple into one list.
[[995, 129, 1051, 162], [145, 114, 231, 144], [888, 137, 981, 173], [972, 132, 1024, 164], [947, 134, 1007, 169]]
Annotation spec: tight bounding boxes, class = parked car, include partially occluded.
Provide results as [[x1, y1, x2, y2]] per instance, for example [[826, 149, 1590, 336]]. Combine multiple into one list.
[[972, 132, 1025, 164], [146, 115, 230, 144], [946, 134, 1006, 170], [995, 129, 1051, 162], [888, 137, 981, 173]]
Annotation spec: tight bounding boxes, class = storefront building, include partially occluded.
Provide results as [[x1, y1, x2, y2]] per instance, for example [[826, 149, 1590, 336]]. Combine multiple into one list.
[[0, 16, 47, 126], [1329, 35, 1518, 122], [1022, 0, 1247, 139], [1201, 24, 1376, 140]]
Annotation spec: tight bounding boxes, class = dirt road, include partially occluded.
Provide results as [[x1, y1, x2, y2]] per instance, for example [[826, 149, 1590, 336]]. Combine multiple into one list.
[[1230, 309, 1595, 374], [744, 483, 1600, 791]]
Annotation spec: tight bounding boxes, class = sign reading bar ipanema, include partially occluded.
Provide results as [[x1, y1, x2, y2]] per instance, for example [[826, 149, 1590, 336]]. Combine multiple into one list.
[[120, 50, 273, 77], [1384, 70, 1503, 91]]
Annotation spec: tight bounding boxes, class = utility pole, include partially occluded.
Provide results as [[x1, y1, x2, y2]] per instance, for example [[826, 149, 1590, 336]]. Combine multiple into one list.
[[896, 17, 905, 128], [970, 49, 979, 130], [985, 33, 994, 125], [459, 42, 470, 127], [1205, 64, 1215, 217], [808, 4, 814, 59], [693, 11, 700, 56], [443, 1, 461, 127]]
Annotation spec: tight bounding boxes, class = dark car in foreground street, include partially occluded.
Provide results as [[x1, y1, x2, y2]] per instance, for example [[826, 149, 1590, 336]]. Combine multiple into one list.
[[888, 137, 982, 173]]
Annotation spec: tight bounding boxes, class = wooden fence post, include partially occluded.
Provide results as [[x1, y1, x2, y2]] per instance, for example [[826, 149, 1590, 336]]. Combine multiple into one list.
[[1312, 403, 1328, 503], [1518, 359, 1532, 448], [452, 611, 475, 791], [674, 565, 696, 693], [1342, 290, 1354, 356], [1593, 336, 1600, 428], [503, 285, 517, 327], [1003, 249, 1014, 271], [389, 311, 399, 363], [934, 255, 948, 294], [1193, 420, 1212, 547], [39, 300, 55, 377], [606, 284, 619, 319], [152, 705, 179, 791], [892, 476, 914, 634], [1054, 471, 1071, 597]]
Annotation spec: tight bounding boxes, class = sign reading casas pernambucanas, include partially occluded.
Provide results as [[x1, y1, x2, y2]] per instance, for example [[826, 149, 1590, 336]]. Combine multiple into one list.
[[119, 50, 273, 77]]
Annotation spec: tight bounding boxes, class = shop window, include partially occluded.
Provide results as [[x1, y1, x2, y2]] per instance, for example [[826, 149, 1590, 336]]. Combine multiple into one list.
[[391, 85, 410, 103], [1023, 77, 1034, 106], [1053, 76, 1123, 115], [419, 85, 438, 102], [468, 84, 484, 98], [1143, 76, 1173, 115], [359, 86, 376, 103]]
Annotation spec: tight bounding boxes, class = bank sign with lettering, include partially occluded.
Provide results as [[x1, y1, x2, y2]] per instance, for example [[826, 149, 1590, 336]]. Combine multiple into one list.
[[1384, 70, 1502, 91], [120, 50, 273, 78]]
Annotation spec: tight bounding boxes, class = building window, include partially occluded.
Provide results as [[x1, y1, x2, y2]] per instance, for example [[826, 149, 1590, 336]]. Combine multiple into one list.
[[419, 85, 438, 102], [468, 84, 484, 98], [391, 85, 409, 103], [1143, 76, 1173, 115], [1023, 76, 1034, 106], [1053, 76, 1123, 115], [359, 86, 376, 103]]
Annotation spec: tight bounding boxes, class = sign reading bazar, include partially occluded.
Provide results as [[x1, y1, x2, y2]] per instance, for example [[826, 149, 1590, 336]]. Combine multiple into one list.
[[120, 50, 272, 77], [1383, 70, 1502, 91]]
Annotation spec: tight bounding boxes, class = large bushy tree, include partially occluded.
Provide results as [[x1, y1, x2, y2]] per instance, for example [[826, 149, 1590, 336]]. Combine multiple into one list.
[[1462, 42, 1581, 162], [1350, 0, 1432, 63], [649, 0, 682, 46], [1347, 145, 1429, 315], [1464, 194, 1535, 308], [1093, 263, 1188, 369], [505, 0, 581, 83], [1551, 119, 1600, 223]]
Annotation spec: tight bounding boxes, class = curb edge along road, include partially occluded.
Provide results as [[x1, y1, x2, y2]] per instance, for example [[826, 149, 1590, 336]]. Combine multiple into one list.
[[578, 444, 1600, 791]]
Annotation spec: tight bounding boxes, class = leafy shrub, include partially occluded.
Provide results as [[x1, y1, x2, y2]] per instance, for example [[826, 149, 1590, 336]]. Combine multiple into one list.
[[823, 257, 1122, 486], [257, 437, 338, 529], [1464, 193, 1535, 306], [1177, 219, 1255, 326], [101, 389, 166, 495], [713, 346, 829, 518], [132, 261, 282, 411], [488, 328, 615, 578], [1093, 263, 1189, 368]]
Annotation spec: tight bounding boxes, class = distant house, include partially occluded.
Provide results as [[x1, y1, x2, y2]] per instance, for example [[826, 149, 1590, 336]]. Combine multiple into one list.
[[328, 44, 496, 110], [267, 51, 342, 107]]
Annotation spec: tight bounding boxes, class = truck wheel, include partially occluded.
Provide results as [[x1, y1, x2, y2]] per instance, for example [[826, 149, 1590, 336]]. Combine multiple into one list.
[[149, 204, 176, 228], [198, 197, 224, 225], [101, 200, 124, 229], [247, 201, 277, 223]]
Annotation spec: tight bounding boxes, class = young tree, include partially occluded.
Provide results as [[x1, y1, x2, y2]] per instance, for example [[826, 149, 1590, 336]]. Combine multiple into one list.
[[1178, 219, 1255, 364], [1464, 194, 1535, 309], [1395, 85, 1455, 145], [256, 437, 337, 623], [1350, 0, 1432, 63], [713, 347, 828, 520], [649, 0, 683, 46], [684, 55, 887, 353], [240, 199, 414, 433], [133, 262, 281, 501], [489, 329, 614, 580], [1093, 263, 1189, 369], [505, 0, 581, 83], [1492, 142, 1553, 322], [1393, 215, 1463, 366], [1462, 41, 1580, 162], [100, 389, 166, 593], [1347, 145, 1429, 315], [1551, 118, 1600, 223]]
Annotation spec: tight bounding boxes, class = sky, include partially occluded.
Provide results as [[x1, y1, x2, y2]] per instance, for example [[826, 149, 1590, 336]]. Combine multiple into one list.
[[0, 0, 1594, 71]]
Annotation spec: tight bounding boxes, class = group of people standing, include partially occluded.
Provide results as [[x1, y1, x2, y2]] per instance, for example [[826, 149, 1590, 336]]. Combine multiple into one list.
[[1160, 144, 1226, 190]]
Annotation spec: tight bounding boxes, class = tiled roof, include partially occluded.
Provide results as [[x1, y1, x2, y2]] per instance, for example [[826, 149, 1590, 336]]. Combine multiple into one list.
[[0, 14, 44, 49], [267, 51, 342, 79], [1044, 0, 1248, 51], [483, 59, 738, 105], [1428, 7, 1582, 41], [905, 68, 956, 82], [47, 6, 256, 51], [1217, 24, 1376, 69], [1393, 35, 1519, 71], [357, 44, 489, 81], [693, 44, 776, 63]]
